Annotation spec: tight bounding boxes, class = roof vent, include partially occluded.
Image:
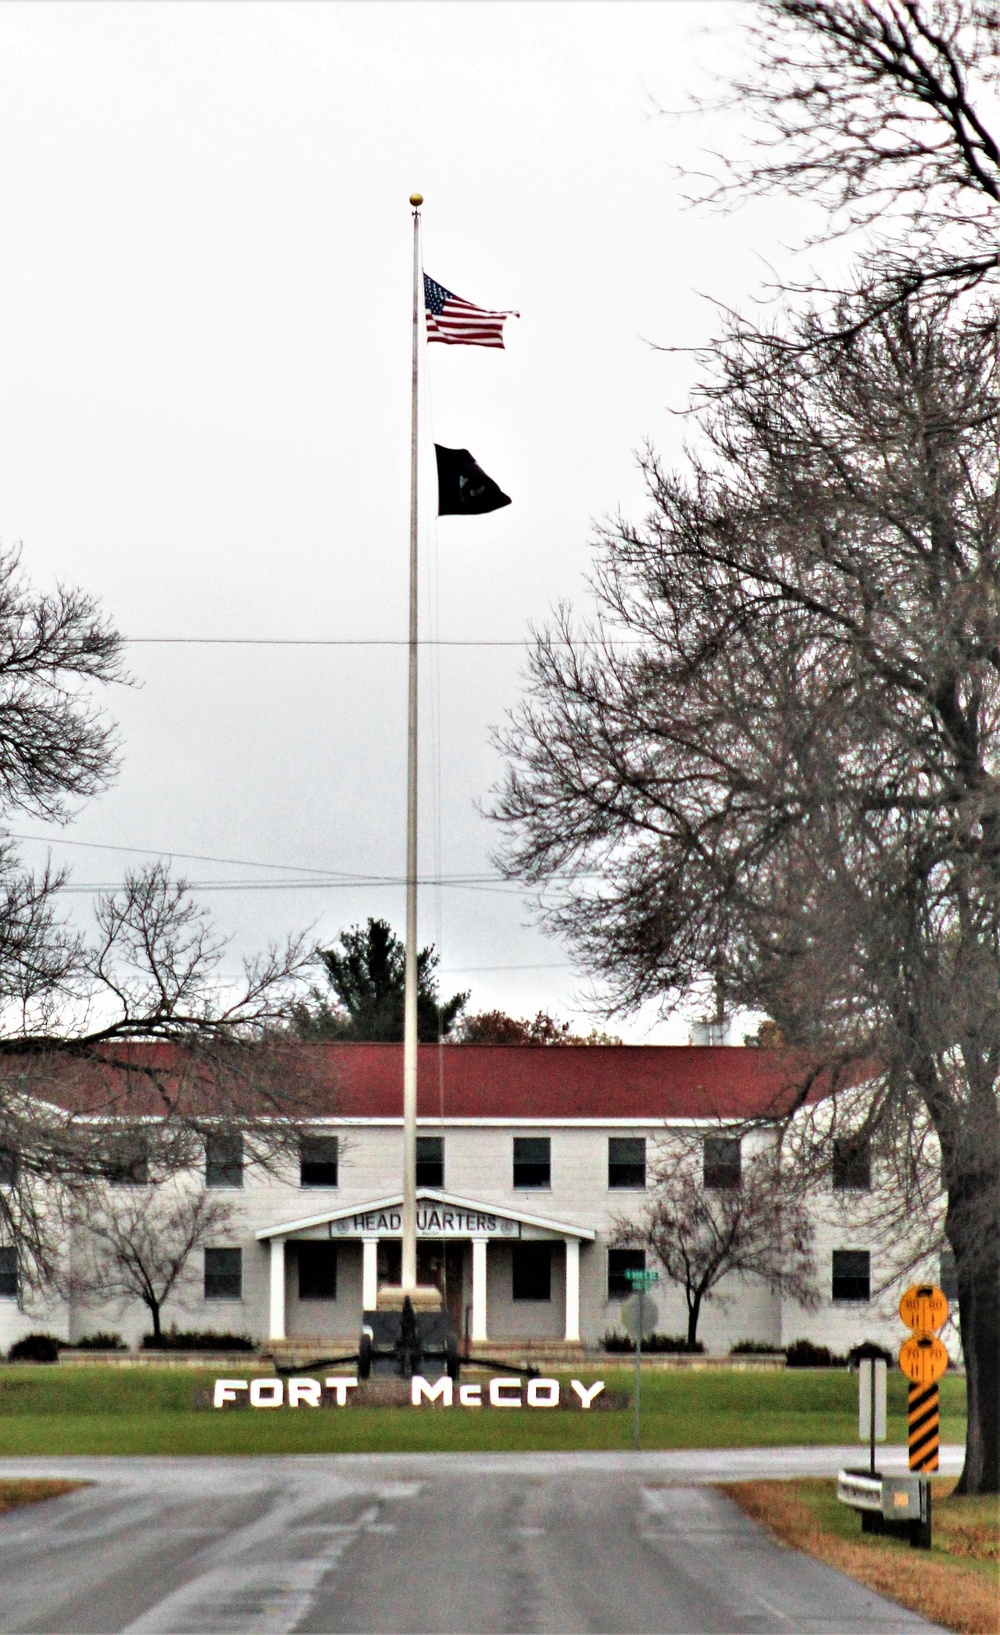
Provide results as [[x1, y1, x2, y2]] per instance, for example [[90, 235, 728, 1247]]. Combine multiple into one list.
[[688, 1017, 732, 1046]]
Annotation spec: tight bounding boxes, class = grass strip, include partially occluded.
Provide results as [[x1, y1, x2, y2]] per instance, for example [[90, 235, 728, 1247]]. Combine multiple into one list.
[[0, 1364, 967, 1455], [0, 1480, 84, 1516], [721, 1477, 998, 1635]]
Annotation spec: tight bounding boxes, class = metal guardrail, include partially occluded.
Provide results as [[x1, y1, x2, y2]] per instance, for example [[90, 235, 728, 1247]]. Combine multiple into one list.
[[837, 1468, 932, 1549]]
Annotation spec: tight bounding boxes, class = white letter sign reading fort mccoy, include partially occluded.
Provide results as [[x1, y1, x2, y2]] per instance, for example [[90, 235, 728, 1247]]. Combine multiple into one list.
[[213, 1376, 606, 1409]]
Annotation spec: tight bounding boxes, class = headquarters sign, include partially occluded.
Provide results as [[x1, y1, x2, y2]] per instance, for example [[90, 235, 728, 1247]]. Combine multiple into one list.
[[334, 1207, 521, 1239]]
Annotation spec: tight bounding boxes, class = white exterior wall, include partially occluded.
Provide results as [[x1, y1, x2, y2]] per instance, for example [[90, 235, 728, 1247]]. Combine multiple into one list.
[[284, 1238, 363, 1342], [0, 1225, 71, 1354], [0, 1113, 945, 1353], [0, 1290, 70, 1355], [780, 1184, 952, 1358]]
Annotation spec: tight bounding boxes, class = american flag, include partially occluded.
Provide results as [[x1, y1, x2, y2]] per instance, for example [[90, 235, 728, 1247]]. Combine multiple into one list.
[[423, 273, 516, 348]]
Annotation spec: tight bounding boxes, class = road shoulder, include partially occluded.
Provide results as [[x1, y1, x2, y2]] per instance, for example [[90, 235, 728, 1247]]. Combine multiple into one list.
[[721, 1477, 998, 1635]]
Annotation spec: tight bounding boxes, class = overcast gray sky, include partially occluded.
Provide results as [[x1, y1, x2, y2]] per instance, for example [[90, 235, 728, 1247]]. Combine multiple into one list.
[[0, 1, 807, 1040]]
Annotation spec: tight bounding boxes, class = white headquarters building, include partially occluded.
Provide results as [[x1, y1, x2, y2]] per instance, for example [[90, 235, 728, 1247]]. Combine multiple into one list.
[[0, 1044, 951, 1357]]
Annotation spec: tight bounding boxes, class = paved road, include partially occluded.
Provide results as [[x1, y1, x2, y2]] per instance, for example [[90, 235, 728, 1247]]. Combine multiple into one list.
[[0, 1449, 960, 1635]]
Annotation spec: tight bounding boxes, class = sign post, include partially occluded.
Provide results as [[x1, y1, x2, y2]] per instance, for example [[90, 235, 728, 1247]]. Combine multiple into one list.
[[898, 1284, 949, 1474], [836, 1282, 946, 1551], [857, 1356, 887, 1475], [623, 1268, 659, 1451]]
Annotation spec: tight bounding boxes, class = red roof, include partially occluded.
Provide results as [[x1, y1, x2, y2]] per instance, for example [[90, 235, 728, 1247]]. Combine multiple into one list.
[[29, 1041, 835, 1122], [328, 1043, 820, 1121]]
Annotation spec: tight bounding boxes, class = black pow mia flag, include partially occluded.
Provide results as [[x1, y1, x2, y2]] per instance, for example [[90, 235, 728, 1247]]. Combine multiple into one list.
[[435, 445, 511, 516]]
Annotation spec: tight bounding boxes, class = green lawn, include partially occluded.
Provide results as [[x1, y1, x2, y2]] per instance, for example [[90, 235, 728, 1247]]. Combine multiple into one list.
[[0, 1365, 968, 1456]]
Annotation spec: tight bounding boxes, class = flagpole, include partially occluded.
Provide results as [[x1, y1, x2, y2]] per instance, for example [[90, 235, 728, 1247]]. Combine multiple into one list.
[[402, 192, 423, 1296]]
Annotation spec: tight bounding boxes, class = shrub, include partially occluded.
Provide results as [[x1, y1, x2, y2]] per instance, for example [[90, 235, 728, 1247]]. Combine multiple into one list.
[[730, 1339, 784, 1355], [785, 1338, 848, 1368], [140, 1328, 255, 1352], [8, 1333, 61, 1363], [71, 1332, 128, 1351], [601, 1330, 705, 1354], [602, 1330, 633, 1352], [645, 1333, 705, 1354], [848, 1340, 894, 1368]]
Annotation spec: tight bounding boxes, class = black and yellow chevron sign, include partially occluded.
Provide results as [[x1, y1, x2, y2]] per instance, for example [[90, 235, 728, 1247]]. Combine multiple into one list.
[[898, 1283, 948, 1473], [908, 1380, 940, 1471]]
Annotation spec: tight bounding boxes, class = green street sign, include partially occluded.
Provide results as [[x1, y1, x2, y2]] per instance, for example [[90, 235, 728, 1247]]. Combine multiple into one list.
[[623, 1269, 659, 1290]]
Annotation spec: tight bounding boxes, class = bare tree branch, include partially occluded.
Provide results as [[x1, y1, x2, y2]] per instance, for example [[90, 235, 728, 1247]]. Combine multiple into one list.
[[712, 3, 1000, 239], [687, 3, 1000, 339], [0, 547, 124, 822]]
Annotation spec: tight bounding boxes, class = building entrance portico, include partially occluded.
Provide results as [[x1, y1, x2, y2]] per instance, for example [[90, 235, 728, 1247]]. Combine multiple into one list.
[[256, 1189, 595, 1347]]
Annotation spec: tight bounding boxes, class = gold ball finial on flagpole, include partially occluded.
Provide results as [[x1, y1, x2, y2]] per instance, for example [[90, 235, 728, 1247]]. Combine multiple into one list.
[[409, 192, 423, 207]]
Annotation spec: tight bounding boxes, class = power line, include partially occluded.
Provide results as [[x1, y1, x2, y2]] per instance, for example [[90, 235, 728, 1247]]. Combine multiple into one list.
[[8, 831, 498, 886], [52, 877, 531, 897], [128, 637, 524, 647], [124, 636, 642, 648], [10, 832, 595, 891], [440, 962, 572, 973]]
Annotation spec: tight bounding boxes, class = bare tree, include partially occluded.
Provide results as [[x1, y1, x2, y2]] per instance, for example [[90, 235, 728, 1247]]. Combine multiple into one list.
[[0, 862, 324, 1297], [695, 3, 1000, 332], [616, 1132, 817, 1348], [78, 1182, 237, 1342], [493, 287, 1000, 1492], [0, 546, 123, 819], [0, 546, 324, 1298]]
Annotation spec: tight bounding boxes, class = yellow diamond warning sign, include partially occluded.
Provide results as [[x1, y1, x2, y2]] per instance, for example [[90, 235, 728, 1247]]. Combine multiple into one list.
[[899, 1333, 949, 1385], [898, 1283, 949, 1335]]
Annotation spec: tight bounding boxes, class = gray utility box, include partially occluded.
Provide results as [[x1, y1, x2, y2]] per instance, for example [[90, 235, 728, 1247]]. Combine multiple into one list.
[[837, 1468, 932, 1549]]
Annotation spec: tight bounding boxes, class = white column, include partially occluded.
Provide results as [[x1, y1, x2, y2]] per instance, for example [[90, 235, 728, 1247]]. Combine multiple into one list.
[[362, 1238, 379, 1311], [269, 1237, 286, 1342], [564, 1238, 580, 1344], [471, 1237, 488, 1343]]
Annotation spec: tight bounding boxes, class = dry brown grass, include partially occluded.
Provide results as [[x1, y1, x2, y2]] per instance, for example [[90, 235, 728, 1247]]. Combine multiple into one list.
[[0, 1479, 83, 1516], [721, 1478, 999, 1635]]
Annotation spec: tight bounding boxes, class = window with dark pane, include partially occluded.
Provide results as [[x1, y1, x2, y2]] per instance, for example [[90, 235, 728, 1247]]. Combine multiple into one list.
[[703, 1136, 741, 1189], [832, 1135, 871, 1191], [0, 1148, 18, 1186], [608, 1137, 646, 1189], [607, 1248, 646, 1299], [416, 1136, 444, 1188], [513, 1136, 550, 1189], [204, 1246, 242, 1300], [0, 1246, 16, 1297], [297, 1242, 337, 1301], [300, 1135, 338, 1188], [832, 1249, 870, 1302], [205, 1132, 244, 1189], [105, 1131, 150, 1186], [939, 1248, 958, 1305], [511, 1243, 552, 1301]]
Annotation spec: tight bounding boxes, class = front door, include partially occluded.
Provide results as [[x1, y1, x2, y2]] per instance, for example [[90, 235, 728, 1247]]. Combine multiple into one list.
[[417, 1242, 464, 1333]]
